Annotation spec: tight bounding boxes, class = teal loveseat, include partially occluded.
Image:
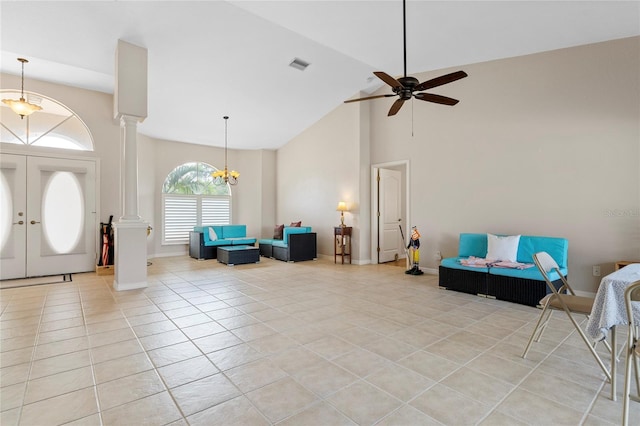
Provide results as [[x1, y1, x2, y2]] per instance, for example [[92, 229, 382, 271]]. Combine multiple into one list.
[[258, 226, 317, 262], [439, 233, 569, 307], [189, 225, 256, 260]]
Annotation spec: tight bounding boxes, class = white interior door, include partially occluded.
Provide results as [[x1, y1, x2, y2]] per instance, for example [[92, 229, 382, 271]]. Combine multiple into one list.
[[0, 154, 97, 279], [378, 168, 402, 263], [0, 154, 27, 279]]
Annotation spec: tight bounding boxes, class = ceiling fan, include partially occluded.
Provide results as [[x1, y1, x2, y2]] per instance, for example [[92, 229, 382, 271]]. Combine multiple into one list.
[[345, 0, 468, 116]]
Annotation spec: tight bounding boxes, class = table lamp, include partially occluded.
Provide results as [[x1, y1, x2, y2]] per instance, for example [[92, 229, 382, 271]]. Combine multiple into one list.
[[337, 201, 348, 227]]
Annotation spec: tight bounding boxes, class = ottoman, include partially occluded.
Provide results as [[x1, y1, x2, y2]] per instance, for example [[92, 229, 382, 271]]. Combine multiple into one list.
[[217, 246, 260, 266]]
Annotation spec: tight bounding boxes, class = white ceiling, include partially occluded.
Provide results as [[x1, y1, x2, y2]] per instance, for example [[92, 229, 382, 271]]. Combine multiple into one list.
[[1, 1, 638, 150]]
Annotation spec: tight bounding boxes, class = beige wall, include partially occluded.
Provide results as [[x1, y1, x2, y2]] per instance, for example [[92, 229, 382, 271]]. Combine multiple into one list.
[[276, 36, 639, 292], [1, 75, 270, 259], [277, 101, 362, 259]]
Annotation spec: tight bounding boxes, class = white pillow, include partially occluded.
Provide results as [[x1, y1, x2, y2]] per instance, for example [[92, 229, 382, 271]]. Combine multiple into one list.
[[486, 233, 520, 262], [208, 227, 218, 242]]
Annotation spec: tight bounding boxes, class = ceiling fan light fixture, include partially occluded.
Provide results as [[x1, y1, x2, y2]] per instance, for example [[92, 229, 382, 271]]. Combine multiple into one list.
[[2, 58, 42, 119], [289, 57, 310, 71]]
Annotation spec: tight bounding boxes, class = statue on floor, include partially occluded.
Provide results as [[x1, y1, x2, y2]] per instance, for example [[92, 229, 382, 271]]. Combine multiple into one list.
[[405, 226, 424, 275]]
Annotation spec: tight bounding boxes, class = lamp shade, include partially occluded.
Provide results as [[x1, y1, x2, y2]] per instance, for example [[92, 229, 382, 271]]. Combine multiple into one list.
[[336, 201, 348, 212]]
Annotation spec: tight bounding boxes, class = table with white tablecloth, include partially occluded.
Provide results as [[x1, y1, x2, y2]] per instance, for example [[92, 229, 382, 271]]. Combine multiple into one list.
[[585, 263, 640, 400]]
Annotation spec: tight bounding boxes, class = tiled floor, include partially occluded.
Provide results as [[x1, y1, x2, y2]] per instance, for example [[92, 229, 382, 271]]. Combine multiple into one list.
[[1, 256, 639, 425]]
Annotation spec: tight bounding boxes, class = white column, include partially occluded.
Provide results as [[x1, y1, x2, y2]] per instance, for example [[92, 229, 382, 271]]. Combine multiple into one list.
[[113, 116, 148, 291], [120, 115, 140, 221]]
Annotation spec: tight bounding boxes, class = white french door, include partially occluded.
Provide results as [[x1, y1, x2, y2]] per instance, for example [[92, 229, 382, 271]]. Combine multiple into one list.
[[0, 154, 97, 280]]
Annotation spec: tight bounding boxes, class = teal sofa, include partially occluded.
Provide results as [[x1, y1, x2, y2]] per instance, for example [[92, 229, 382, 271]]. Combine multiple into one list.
[[259, 226, 317, 262], [189, 225, 256, 260], [439, 233, 569, 307]]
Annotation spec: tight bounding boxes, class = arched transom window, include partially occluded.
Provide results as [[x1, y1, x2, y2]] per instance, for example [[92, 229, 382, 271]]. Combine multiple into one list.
[[162, 162, 231, 244], [1, 90, 94, 151]]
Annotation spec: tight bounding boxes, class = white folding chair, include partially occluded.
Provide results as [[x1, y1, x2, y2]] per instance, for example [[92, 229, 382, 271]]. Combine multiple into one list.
[[622, 280, 640, 426]]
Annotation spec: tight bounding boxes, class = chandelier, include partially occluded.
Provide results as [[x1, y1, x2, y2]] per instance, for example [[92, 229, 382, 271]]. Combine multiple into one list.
[[212, 116, 239, 185], [2, 58, 42, 119]]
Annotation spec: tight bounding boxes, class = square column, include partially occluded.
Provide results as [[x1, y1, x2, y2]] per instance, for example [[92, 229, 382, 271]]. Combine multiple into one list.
[[113, 221, 148, 291]]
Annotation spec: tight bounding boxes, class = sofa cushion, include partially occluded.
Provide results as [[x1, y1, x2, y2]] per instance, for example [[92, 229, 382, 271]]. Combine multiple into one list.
[[273, 224, 284, 239], [227, 237, 256, 245], [222, 225, 247, 239], [458, 233, 488, 258], [442, 256, 567, 282], [487, 234, 520, 262]]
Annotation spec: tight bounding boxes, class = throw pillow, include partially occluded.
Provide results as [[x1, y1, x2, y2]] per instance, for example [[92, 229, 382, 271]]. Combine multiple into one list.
[[486, 233, 520, 262], [290, 221, 302, 227], [273, 224, 284, 240], [208, 227, 218, 242]]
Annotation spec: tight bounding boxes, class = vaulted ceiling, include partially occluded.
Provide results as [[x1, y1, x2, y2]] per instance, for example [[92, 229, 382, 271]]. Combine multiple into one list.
[[1, 1, 638, 150]]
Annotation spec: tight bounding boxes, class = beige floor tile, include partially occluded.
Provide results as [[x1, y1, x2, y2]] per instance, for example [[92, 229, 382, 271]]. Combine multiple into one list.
[[0, 382, 26, 411], [331, 348, 390, 377], [269, 346, 325, 376], [181, 321, 226, 340], [39, 316, 85, 333], [193, 330, 243, 353], [90, 338, 145, 364], [1, 407, 20, 426], [19, 387, 98, 426], [294, 360, 358, 397], [278, 401, 357, 425], [496, 387, 585, 425], [93, 352, 154, 384], [248, 333, 298, 355], [225, 358, 288, 393], [375, 405, 442, 426], [206, 343, 264, 371], [88, 327, 137, 348], [132, 319, 178, 337], [186, 395, 269, 426], [247, 377, 318, 423], [0, 347, 33, 368], [24, 365, 94, 404], [147, 341, 202, 368], [0, 335, 37, 353], [363, 336, 419, 361], [410, 383, 492, 425], [441, 367, 514, 406], [138, 329, 188, 351], [171, 312, 213, 328], [101, 391, 182, 426], [0, 363, 30, 387], [424, 338, 484, 364], [157, 355, 218, 388], [63, 413, 102, 426], [29, 349, 91, 380], [304, 336, 357, 359], [478, 410, 529, 426], [327, 380, 402, 425], [231, 323, 277, 342], [170, 372, 241, 416], [467, 353, 534, 385], [366, 364, 435, 402], [37, 325, 86, 345], [97, 369, 166, 410], [32, 335, 89, 360], [520, 369, 599, 412]]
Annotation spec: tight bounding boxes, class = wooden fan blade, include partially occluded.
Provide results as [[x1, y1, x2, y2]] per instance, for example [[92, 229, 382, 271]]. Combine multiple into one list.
[[374, 71, 403, 89], [414, 70, 468, 92], [414, 92, 459, 106], [388, 99, 405, 116], [344, 94, 395, 104]]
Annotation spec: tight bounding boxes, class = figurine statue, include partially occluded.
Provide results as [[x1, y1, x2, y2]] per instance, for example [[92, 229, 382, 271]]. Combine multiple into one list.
[[405, 226, 424, 275]]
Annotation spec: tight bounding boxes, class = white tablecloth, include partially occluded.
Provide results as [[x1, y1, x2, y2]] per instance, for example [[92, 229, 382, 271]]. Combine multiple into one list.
[[586, 263, 640, 341]]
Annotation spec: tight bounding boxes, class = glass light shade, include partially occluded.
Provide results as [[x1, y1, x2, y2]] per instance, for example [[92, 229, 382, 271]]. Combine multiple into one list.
[[2, 97, 42, 118]]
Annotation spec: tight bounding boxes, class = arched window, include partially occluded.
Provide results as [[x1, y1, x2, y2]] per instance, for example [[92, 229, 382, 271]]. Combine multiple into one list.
[[0, 90, 94, 151], [162, 162, 231, 245]]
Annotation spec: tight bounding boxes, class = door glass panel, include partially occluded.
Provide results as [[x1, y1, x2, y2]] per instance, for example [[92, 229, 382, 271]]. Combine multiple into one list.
[[0, 172, 12, 252], [42, 171, 84, 254]]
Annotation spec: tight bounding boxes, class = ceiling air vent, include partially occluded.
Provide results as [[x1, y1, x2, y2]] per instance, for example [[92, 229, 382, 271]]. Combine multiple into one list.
[[289, 57, 310, 71]]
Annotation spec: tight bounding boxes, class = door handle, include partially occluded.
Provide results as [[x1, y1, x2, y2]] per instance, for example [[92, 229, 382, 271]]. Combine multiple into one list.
[[13, 221, 24, 225], [30, 220, 41, 225]]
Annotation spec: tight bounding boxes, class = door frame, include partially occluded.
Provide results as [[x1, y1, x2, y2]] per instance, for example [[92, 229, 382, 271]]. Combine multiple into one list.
[[0, 146, 101, 277], [370, 160, 410, 264]]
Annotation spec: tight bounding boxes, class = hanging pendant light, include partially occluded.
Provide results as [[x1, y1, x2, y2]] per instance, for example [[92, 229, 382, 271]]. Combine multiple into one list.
[[212, 116, 239, 185], [2, 58, 42, 119]]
